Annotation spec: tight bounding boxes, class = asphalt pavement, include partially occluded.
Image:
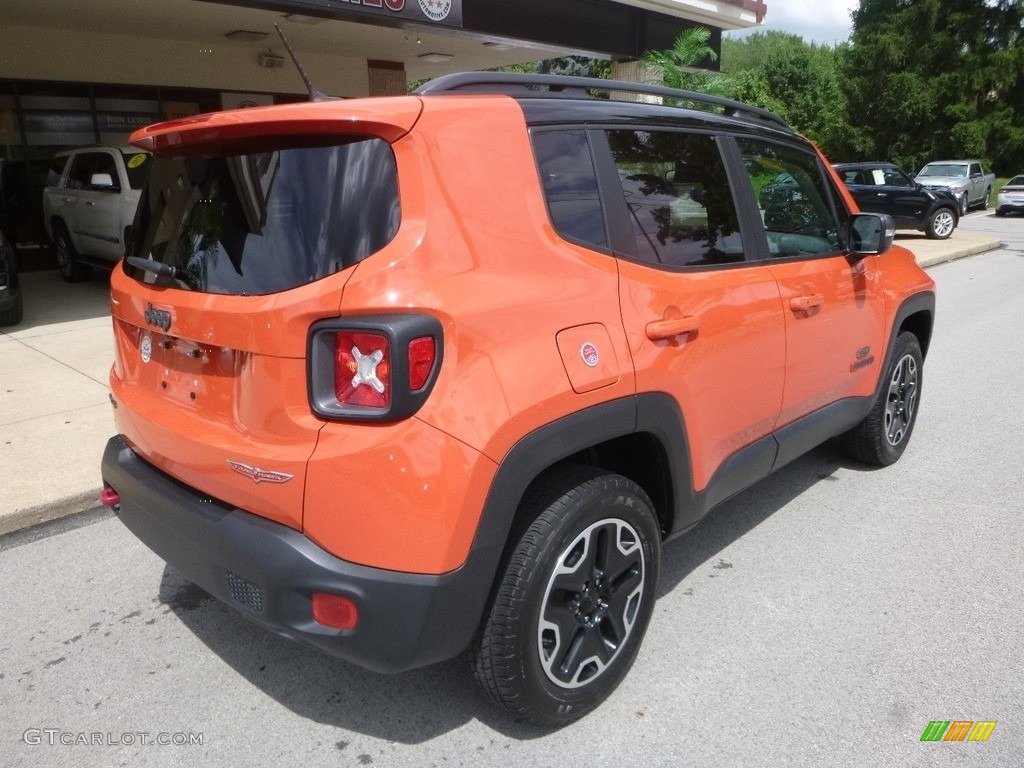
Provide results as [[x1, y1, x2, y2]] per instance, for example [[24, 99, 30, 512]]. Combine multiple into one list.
[[1, 237, 1022, 765], [0, 215, 1005, 535]]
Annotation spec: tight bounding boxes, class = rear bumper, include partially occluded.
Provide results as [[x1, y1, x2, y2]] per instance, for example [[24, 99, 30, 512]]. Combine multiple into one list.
[[101, 435, 497, 673]]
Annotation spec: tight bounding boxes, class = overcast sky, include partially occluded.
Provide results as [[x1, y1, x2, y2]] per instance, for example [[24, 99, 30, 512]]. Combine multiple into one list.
[[724, 0, 860, 45]]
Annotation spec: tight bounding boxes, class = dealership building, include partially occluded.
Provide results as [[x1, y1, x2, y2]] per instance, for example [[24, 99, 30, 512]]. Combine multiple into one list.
[[0, 0, 763, 254]]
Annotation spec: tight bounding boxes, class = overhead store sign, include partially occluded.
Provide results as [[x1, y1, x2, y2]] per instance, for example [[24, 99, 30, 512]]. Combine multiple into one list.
[[205, 0, 463, 27]]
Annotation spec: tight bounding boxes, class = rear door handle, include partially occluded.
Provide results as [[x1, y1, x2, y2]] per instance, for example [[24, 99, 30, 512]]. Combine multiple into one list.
[[789, 294, 825, 312], [646, 315, 699, 340]]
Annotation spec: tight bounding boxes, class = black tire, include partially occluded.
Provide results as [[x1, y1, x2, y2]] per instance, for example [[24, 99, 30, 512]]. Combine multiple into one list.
[[995, 208, 1006, 217], [53, 222, 91, 282], [0, 239, 23, 326], [981, 188, 991, 210], [0, 288, 23, 327], [925, 208, 956, 239], [469, 466, 661, 727], [841, 332, 923, 467]]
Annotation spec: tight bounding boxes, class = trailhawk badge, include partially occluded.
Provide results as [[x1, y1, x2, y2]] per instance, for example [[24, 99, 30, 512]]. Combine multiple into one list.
[[226, 460, 294, 484]]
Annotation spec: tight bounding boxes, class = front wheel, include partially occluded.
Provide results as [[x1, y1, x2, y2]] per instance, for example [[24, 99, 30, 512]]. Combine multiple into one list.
[[469, 467, 661, 727], [53, 223, 91, 282], [925, 208, 956, 239], [841, 332, 923, 467]]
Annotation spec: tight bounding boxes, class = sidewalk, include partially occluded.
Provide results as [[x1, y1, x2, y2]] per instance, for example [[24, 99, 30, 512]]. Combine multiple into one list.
[[890, 228, 999, 268], [0, 270, 115, 534], [0, 225, 1003, 536]]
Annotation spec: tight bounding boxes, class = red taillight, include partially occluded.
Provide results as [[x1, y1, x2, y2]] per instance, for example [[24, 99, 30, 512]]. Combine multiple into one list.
[[334, 332, 390, 408], [408, 336, 436, 391], [310, 315, 442, 421], [312, 592, 359, 630]]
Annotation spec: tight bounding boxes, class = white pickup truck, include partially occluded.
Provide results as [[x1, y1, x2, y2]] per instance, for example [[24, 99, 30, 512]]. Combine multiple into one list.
[[43, 146, 150, 282], [915, 160, 995, 215]]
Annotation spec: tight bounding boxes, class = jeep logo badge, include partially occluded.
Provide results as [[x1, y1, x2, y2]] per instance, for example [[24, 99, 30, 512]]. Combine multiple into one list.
[[144, 303, 172, 332]]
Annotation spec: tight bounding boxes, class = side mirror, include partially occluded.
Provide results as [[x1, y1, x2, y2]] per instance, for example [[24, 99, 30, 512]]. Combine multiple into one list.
[[90, 173, 116, 190], [848, 213, 895, 256]]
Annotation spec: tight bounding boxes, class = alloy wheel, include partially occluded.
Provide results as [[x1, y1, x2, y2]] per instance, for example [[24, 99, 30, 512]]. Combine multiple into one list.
[[884, 353, 918, 446], [933, 211, 955, 238], [538, 518, 646, 688]]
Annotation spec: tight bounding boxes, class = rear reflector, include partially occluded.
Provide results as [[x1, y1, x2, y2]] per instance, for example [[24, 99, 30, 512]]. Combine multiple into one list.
[[408, 336, 436, 391], [312, 592, 359, 630]]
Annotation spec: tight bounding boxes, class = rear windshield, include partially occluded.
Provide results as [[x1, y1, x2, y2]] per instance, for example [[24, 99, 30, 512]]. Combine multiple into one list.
[[125, 137, 400, 295]]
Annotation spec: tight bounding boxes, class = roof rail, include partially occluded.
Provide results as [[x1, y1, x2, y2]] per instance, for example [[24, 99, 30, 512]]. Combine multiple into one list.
[[414, 72, 791, 132]]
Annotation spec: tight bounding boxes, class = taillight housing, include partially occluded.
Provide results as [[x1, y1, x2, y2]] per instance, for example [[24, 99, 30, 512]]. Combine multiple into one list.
[[308, 314, 443, 421]]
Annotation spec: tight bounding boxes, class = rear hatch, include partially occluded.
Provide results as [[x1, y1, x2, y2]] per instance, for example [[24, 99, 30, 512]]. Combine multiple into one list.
[[108, 99, 421, 530]]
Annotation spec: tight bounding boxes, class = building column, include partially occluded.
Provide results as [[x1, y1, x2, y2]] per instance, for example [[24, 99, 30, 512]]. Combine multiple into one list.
[[609, 60, 662, 103], [368, 60, 407, 96]]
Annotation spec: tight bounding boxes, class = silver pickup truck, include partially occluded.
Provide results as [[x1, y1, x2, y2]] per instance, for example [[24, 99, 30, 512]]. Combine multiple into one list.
[[915, 160, 995, 215], [43, 146, 150, 282]]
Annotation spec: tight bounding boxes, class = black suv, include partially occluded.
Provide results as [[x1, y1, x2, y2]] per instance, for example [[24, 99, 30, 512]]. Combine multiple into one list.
[[834, 161, 960, 239]]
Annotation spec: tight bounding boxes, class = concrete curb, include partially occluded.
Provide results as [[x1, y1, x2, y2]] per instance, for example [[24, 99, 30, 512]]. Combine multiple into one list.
[[899, 231, 1002, 269], [0, 489, 101, 537], [918, 241, 1003, 268]]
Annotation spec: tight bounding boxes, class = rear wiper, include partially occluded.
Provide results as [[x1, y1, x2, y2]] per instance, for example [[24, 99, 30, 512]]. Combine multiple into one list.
[[125, 256, 198, 288]]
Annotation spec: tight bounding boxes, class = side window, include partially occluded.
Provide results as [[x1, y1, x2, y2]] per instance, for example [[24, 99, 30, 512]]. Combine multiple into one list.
[[124, 153, 151, 190], [66, 154, 97, 190], [737, 139, 843, 259], [882, 167, 913, 187], [607, 130, 743, 267], [46, 157, 67, 188], [532, 130, 607, 249]]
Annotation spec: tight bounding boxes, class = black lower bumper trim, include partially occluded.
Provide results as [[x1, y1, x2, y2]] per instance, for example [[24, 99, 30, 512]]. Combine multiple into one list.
[[101, 435, 498, 673]]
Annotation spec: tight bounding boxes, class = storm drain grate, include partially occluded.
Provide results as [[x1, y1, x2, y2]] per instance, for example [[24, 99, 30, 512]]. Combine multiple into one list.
[[225, 571, 264, 613]]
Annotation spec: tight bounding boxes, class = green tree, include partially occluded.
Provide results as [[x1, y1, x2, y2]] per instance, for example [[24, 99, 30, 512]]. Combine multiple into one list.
[[642, 27, 727, 96], [845, 0, 1024, 174], [722, 32, 854, 159]]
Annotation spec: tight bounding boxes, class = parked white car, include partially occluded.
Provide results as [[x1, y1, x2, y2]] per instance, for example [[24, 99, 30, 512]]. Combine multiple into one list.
[[43, 146, 151, 282], [995, 175, 1024, 217]]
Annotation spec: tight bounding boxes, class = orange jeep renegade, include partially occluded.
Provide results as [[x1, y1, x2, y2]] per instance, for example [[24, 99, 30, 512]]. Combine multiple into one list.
[[100, 73, 935, 727]]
